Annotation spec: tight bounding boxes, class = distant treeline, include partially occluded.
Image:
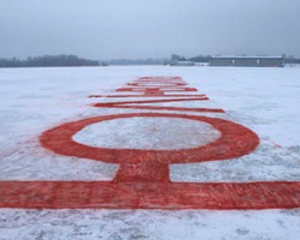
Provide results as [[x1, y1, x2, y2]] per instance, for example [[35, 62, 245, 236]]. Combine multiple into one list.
[[2, 54, 299, 68], [0, 54, 101, 68], [170, 54, 211, 63], [105, 58, 166, 65]]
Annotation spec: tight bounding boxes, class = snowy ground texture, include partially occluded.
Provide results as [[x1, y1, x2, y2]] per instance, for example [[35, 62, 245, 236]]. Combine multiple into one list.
[[1, 66, 300, 239]]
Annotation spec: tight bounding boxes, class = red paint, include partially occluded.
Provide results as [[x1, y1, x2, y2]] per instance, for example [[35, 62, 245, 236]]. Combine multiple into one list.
[[127, 83, 187, 87], [1, 181, 300, 209], [114, 160, 170, 183], [92, 97, 226, 113], [40, 113, 258, 164], [112, 77, 199, 97], [116, 87, 198, 92], [89, 94, 206, 98], [2, 76, 299, 210]]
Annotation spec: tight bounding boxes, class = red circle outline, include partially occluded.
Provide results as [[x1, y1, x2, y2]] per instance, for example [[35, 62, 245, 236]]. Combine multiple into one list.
[[40, 113, 259, 164]]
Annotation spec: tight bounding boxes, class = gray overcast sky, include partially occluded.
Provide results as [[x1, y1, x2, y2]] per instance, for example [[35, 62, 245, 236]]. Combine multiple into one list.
[[0, 0, 299, 59]]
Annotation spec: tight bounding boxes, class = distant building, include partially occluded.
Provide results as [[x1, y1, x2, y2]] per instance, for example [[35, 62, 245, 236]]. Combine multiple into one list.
[[210, 56, 284, 67], [170, 60, 195, 66]]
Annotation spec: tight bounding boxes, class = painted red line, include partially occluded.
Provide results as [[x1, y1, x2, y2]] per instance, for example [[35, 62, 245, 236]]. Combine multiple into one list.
[[1, 181, 300, 209], [96, 97, 209, 107], [127, 83, 187, 87], [92, 97, 225, 113], [89, 94, 207, 98], [94, 104, 224, 113], [93, 97, 209, 106], [116, 87, 198, 92]]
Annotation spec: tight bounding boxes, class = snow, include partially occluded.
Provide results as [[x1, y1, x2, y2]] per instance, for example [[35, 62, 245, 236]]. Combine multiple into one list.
[[73, 117, 221, 150], [1, 209, 300, 240], [1, 66, 300, 239]]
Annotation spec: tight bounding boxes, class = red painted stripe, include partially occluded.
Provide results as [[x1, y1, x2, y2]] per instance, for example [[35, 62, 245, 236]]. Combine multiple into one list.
[[94, 97, 209, 105], [127, 83, 187, 87], [116, 87, 198, 92], [89, 94, 207, 98], [92, 97, 226, 113], [1, 181, 299, 210]]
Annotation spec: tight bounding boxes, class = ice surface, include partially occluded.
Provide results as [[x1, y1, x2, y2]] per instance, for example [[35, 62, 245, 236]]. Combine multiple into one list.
[[1, 66, 300, 239]]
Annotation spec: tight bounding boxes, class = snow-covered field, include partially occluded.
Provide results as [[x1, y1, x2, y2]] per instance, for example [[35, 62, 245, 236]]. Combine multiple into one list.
[[0, 66, 300, 239]]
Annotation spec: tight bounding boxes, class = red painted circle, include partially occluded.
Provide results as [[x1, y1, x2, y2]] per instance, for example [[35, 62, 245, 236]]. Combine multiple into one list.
[[40, 113, 259, 164]]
